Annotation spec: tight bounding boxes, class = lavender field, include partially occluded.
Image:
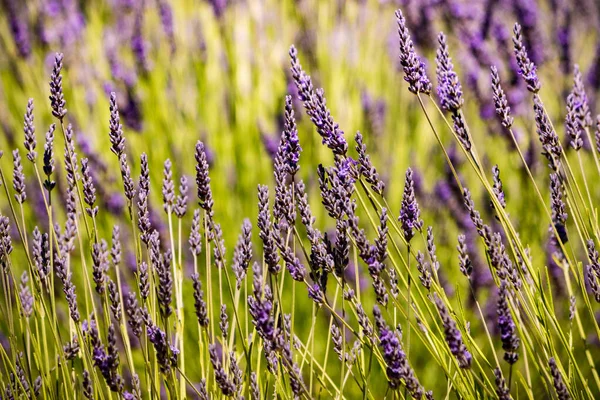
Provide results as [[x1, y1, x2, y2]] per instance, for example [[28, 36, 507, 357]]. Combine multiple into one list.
[[0, 0, 598, 398]]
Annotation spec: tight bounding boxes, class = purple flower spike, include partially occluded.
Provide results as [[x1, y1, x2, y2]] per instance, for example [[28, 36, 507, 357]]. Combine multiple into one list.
[[566, 65, 592, 151], [457, 234, 472, 277], [120, 153, 136, 201], [549, 358, 571, 400], [137, 153, 151, 243], [19, 272, 33, 318], [490, 66, 513, 129], [209, 344, 236, 396], [6, 1, 31, 58], [494, 368, 510, 400], [586, 240, 600, 302], [491, 165, 506, 209], [108, 92, 125, 158], [307, 283, 324, 305], [257, 185, 280, 274], [195, 141, 214, 218], [512, 23, 540, 93], [147, 324, 175, 374], [289, 45, 348, 156], [232, 219, 253, 289], [374, 306, 425, 395], [43, 124, 56, 191], [158, 0, 176, 54], [81, 158, 98, 217], [0, 215, 12, 263], [399, 168, 422, 243], [92, 239, 109, 295], [395, 9, 432, 95], [219, 304, 229, 339], [436, 32, 463, 113], [12, 149, 26, 204], [189, 209, 202, 256], [434, 294, 471, 369], [125, 291, 142, 338], [355, 132, 385, 194], [174, 176, 188, 218], [192, 273, 209, 327], [49, 53, 67, 119], [416, 251, 432, 290], [131, 9, 150, 74], [497, 281, 519, 364], [82, 370, 93, 399], [248, 262, 275, 341], [162, 159, 175, 213], [23, 99, 36, 162], [533, 95, 562, 172], [282, 95, 301, 177], [550, 173, 568, 244]]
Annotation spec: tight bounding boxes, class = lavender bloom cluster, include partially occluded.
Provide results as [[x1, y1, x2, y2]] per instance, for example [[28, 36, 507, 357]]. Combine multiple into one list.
[[0, 3, 599, 400]]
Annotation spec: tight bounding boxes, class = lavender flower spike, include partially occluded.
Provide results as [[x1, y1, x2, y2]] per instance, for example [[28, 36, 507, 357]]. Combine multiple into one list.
[[189, 209, 202, 256], [137, 153, 151, 243], [43, 124, 56, 191], [435, 32, 463, 113], [120, 153, 136, 202], [399, 168, 422, 243], [195, 141, 214, 216], [49, 53, 67, 119], [147, 324, 174, 374], [282, 95, 301, 177], [248, 262, 275, 341], [174, 176, 188, 218], [550, 173, 568, 244], [374, 306, 424, 395], [355, 132, 385, 194], [549, 358, 571, 400], [395, 9, 432, 95], [491, 165, 506, 209], [23, 99, 37, 162], [92, 239, 109, 295], [512, 23, 540, 93], [108, 92, 125, 157], [457, 234, 472, 277], [209, 344, 236, 396], [533, 95, 562, 172], [434, 294, 471, 369], [572, 65, 592, 129], [586, 240, 600, 302], [491, 66, 514, 129], [497, 281, 519, 364], [232, 219, 253, 289], [289, 45, 348, 156], [565, 91, 583, 151], [494, 368, 510, 400], [162, 159, 175, 213], [19, 272, 33, 318], [192, 273, 209, 327], [566, 65, 592, 151], [12, 149, 26, 204], [81, 158, 98, 217]]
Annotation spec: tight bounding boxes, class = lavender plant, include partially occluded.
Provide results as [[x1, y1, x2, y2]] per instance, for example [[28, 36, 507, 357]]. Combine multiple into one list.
[[0, 1, 600, 399]]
